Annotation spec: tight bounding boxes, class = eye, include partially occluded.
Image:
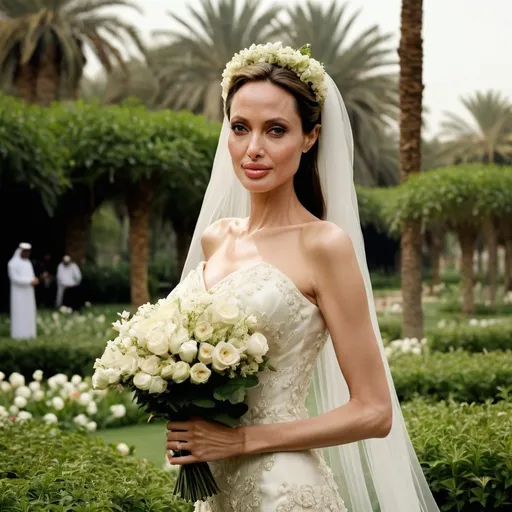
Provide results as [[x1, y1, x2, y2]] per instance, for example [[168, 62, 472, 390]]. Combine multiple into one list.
[[269, 126, 286, 136], [231, 123, 247, 134]]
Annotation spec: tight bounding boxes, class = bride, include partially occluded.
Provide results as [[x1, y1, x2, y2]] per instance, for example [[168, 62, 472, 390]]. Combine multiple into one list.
[[165, 43, 439, 512]]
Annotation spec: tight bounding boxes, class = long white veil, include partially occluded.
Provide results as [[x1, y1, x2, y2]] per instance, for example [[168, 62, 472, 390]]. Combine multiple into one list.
[[181, 75, 439, 511]]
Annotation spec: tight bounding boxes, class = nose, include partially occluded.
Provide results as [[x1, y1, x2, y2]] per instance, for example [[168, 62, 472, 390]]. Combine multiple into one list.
[[246, 133, 264, 159]]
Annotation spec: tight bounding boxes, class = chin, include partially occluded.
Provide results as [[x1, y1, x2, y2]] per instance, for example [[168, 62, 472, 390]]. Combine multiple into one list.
[[237, 172, 276, 193]]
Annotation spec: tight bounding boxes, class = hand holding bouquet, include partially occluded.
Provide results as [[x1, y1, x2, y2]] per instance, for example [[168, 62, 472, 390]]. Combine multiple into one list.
[[92, 288, 272, 503]]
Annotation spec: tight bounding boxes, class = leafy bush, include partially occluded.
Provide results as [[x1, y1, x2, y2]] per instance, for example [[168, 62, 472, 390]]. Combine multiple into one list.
[[403, 399, 512, 511], [378, 315, 403, 341], [0, 422, 192, 511], [391, 350, 512, 403]]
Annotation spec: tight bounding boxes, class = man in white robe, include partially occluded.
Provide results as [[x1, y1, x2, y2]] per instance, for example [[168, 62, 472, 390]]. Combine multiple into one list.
[[7, 243, 38, 339], [56, 255, 82, 309]]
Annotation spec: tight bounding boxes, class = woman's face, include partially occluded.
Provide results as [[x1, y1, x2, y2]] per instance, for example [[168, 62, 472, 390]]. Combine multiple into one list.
[[228, 81, 319, 194]]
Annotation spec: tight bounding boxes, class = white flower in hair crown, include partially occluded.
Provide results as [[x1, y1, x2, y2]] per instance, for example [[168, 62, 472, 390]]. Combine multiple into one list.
[[221, 42, 327, 105]]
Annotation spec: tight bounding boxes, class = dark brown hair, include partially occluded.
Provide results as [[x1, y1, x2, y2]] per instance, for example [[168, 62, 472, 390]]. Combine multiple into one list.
[[224, 63, 325, 219]]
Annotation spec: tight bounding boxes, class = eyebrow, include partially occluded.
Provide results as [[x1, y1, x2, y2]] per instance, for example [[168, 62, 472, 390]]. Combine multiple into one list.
[[230, 116, 290, 126]]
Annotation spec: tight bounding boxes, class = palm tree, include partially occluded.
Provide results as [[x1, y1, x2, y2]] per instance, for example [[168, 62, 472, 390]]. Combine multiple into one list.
[[150, 0, 282, 121], [283, 0, 399, 186], [0, 0, 145, 105], [399, 0, 424, 338], [440, 91, 512, 164]]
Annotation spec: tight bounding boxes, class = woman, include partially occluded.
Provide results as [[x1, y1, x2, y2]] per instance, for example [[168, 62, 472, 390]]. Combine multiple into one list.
[[165, 43, 439, 512]]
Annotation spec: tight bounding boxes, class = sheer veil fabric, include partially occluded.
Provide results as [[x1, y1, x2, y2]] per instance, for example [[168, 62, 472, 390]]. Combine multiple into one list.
[[181, 75, 440, 512]]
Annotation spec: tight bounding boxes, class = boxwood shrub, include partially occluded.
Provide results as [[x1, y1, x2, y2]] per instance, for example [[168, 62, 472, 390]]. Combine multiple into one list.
[[0, 422, 193, 511], [391, 350, 512, 403], [403, 398, 512, 511]]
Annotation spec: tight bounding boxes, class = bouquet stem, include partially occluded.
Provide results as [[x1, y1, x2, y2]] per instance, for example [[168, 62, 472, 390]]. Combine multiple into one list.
[[173, 452, 220, 503]]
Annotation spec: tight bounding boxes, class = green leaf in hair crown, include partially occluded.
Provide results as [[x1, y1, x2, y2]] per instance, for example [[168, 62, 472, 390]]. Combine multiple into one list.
[[298, 44, 312, 57]]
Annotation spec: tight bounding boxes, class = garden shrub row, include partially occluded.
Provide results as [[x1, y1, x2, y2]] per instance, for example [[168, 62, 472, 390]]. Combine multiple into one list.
[[402, 398, 512, 511], [391, 350, 512, 403], [0, 422, 192, 511]]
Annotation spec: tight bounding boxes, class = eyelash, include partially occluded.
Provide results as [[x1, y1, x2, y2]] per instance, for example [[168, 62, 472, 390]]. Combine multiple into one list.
[[230, 124, 286, 136]]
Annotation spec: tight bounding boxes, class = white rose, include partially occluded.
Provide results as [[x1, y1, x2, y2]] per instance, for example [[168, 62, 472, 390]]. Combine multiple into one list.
[[74, 414, 89, 427], [133, 372, 152, 391], [78, 392, 92, 406], [171, 361, 190, 383], [43, 413, 58, 424], [9, 372, 25, 388], [229, 337, 248, 353], [51, 397, 65, 411], [32, 390, 44, 401], [146, 329, 170, 356], [245, 333, 269, 362], [148, 376, 167, 394], [160, 360, 176, 380], [15, 386, 31, 399], [169, 327, 189, 354], [14, 396, 27, 409], [86, 401, 98, 415], [53, 374, 68, 386], [28, 381, 41, 392], [17, 411, 32, 422], [139, 355, 161, 376], [194, 322, 214, 342], [0, 381, 11, 393], [246, 315, 257, 329], [71, 375, 82, 386], [117, 442, 130, 455], [198, 343, 215, 365], [92, 369, 109, 390], [0, 371, 5, 382], [179, 340, 198, 363], [190, 363, 212, 385], [119, 310, 131, 320], [117, 354, 138, 376], [110, 404, 127, 418], [211, 342, 240, 372], [77, 381, 89, 392], [32, 370, 43, 382], [212, 300, 240, 325], [85, 421, 97, 432], [9, 405, 19, 415]]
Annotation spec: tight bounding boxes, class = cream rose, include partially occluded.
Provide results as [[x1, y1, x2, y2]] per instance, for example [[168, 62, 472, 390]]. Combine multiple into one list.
[[169, 327, 189, 354], [160, 360, 176, 380], [117, 353, 138, 376], [179, 340, 198, 363], [211, 342, 240, 372], [133, 371, 152, 391], [198, 342, 215, 364], [228, 337, 248, 353], [190, 363, 212, 385], [139, 355, 160, 376], [194, 321, 214, 342], [92, 368, 109, 390], [246, 333, 269, 362], [212, 299, 240, 324], [171, 361, 190, 383], [149, 376, 168, 394], [146, 328, 170, 356]]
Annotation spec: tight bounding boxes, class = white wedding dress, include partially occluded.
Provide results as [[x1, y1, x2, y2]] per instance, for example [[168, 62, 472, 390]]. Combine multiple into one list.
[[174, 261, 347, 512]]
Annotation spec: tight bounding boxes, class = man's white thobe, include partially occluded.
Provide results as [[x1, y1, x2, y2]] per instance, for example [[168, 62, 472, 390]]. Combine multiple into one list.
[[7, 249, 37, 339], [56, 262, 82, 308]]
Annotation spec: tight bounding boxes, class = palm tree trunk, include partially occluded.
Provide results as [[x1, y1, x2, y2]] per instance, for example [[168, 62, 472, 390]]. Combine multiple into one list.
[[399, 0, 424, 338], [65, 211, 92, 264], [484, 219, 498, 307], [36, 41, 60, 105], [14, 62, 37, 103], [127, 178, 156, 308], [458, 225, 477, 314], [427, 226, 444, 292]]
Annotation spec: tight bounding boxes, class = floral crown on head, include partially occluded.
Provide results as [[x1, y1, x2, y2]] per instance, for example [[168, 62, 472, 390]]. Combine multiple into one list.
[[221, 42, 327, 105]]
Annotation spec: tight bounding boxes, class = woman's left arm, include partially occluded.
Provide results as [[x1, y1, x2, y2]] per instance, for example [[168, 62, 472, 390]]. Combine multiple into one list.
[[167, 223, 392, 464]]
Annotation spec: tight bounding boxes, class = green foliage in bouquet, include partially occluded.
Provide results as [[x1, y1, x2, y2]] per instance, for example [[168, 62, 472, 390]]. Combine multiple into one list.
[[403, 398, 512, 511], [0, 422, 192, 511], [391, 350, 512, 403]]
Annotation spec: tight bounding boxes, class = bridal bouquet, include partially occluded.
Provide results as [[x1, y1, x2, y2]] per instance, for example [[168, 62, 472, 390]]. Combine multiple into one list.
[[92, 288, 272, 503]]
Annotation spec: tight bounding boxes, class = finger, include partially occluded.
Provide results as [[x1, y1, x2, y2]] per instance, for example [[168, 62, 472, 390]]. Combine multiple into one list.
[[166, 430, 191, 442], [166, 441, 190, 451], [167, 421, 191, 431], [167, 454, 198, 466]]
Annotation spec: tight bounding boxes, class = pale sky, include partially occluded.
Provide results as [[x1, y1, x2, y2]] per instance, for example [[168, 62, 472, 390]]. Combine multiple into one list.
[[84, 0, 512, 137]]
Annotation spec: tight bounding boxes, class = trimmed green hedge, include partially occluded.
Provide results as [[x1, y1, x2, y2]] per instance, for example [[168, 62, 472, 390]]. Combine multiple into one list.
[[403, 399, 512, 511], [0, 422, 192, 511], [391, 351, 512, 403]]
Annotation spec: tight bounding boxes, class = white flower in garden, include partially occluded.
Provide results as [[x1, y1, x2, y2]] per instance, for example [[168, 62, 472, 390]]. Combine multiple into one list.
[[71, 375, 82, 386], [245, 333, 268, 362], [85, 301, 91, 308], [190, 363, 212, 385], [117, 443, 130, 456], [160, 361, 176, 380], [85, 421, 97, 432], [28, 381, 41, 392], [14, 396, 27, 409], [30, 370, 43, 382], [212, 342, 241, 372], [194, 322, 214, 342], [32, 390, 44, 401], [9, 405, 19, 415], [17, 411, 32, 422], [148, 376, 167, 394], [51, 397, 65, 411], [97, 315, 106, 324], [0, 371, 5, 382], [133, 372, 152, 391], [437, 320, 446, 328], [169, 327, 189, 354], [480, 320, 488, 327], [384, 346, 393, 359], [43, 413, 59, 424], [77, 381, 89, 392], [139, 355, 161, 376], [0, 406, 8, 417], [179, 340, 198, 363], [198, 343, 215, 365], [78, 392, 93, 406], [212, 299, 240, 325], [421, 338, 428, 346], [62, 382, 76, 397], [390, 303, 402, 313], [15, 386, 31, 399], [171, 361, 191, 383], [86, 401, 98, 415], [9, 372, 25, 389], [54, 374, 69, 385], [110, 404, 127, 418], [0, 381, 11, 393], [411, 347, 422, 355], [74, 414, 89, 427]]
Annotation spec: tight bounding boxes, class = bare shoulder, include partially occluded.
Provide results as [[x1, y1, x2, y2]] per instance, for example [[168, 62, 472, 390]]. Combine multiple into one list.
[[301, 221, 355, 266], [201, 217, 244, 259]]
